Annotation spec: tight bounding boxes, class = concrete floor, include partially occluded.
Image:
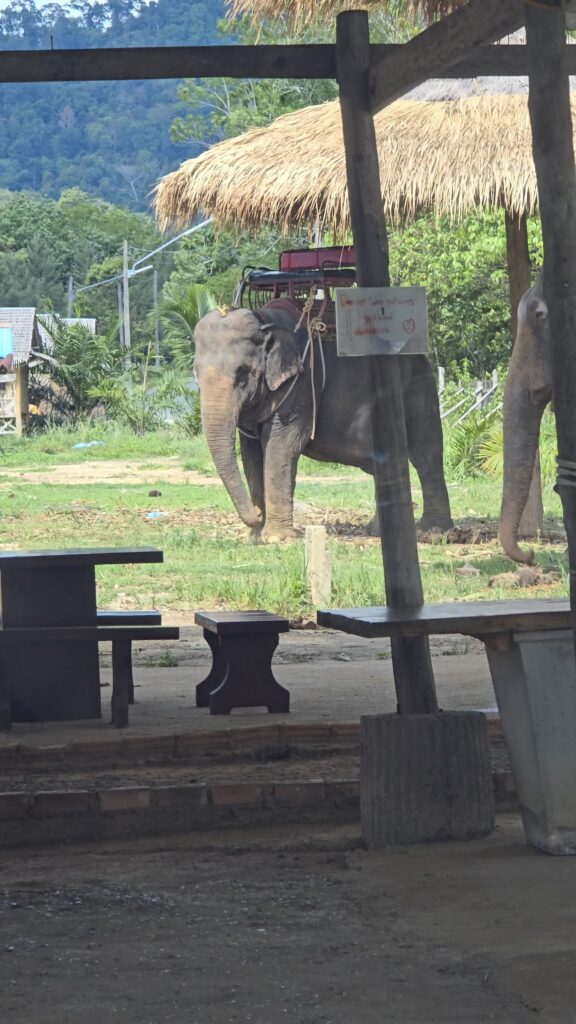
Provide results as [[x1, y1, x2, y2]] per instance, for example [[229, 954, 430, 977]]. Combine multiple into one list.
[[0, 626, 497, 747]]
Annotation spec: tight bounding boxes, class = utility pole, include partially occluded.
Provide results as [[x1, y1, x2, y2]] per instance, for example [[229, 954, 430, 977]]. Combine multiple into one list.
[[122, 239, 131, 367], [67, 274, 74, 318], [117, 280, 124, 351], [153, 269, 160, 368]]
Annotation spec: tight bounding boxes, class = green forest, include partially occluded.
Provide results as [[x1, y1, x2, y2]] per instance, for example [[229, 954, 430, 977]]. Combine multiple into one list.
[[0, 0, 225, 207]]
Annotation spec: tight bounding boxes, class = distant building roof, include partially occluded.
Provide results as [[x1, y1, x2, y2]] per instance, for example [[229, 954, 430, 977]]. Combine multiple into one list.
[[0, 308, 42, 365], [36, 315, 97, 353]]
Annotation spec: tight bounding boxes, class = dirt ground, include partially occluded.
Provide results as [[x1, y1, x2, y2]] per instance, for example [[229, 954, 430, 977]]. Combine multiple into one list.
[[1, 817, 575, 1024], [0, 457, 357, 488]]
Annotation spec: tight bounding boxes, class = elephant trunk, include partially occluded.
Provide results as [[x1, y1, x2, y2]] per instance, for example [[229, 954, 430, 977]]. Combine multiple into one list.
[[499, 367, 550, 564], [201, 372, 263, 530]]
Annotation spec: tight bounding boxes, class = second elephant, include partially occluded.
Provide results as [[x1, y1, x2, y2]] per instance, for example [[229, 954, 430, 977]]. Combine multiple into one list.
[[194, 299, 453, 541]]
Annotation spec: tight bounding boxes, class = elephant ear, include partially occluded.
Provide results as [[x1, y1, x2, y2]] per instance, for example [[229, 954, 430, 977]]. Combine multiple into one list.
[[260, 324, 304, 391]]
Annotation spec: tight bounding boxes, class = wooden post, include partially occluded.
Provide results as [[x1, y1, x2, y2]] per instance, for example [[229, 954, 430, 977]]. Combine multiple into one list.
[[14, 365, 28, 438], [505, 210, 544, 538], [438, 366, 446, 397], [525, 4, 576, 649], [336, 10, 438, 714], [305, 525, 331, 607]]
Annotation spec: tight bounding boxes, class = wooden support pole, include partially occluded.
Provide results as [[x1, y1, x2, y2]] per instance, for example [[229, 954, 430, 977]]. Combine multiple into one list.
[[14, 365, 27, 438], [525, 5, 576, 647], [336, 10, 438, 715], [504, 211, 544, 539], [305, 526, 332, 607]]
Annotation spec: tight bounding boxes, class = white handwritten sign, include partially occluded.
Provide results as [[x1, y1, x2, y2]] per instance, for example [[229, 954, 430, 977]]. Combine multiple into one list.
[[335, 286, 428, 356]]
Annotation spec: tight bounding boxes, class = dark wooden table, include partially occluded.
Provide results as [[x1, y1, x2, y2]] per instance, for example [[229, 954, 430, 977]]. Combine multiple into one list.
[[317, 599, 572, 639], [0, 547, 163, 722]]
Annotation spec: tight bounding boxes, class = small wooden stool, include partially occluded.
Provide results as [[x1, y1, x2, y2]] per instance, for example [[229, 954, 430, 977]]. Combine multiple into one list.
[[194, 610, 290, 715]]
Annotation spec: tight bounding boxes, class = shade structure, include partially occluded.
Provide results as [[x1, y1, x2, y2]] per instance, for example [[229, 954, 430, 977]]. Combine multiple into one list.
[[154, 75, 576, 235], [229, 0, 467, 26]]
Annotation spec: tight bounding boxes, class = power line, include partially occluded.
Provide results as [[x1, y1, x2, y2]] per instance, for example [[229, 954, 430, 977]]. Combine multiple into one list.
[[67, 217, 213, 315]]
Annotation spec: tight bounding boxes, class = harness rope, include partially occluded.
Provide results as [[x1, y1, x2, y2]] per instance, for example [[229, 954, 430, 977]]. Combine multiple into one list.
[[295, 287, 327, 440], [239, 293, 327, 441], [556, 457, 576, 488]]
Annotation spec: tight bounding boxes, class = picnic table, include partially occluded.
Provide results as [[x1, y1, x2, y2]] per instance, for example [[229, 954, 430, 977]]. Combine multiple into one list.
[[0, 547, 163, 722]]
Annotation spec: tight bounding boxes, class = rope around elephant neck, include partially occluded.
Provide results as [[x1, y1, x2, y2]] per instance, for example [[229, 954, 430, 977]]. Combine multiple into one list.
[[238, 297, 327, 442], [295, 288, 327, 440]]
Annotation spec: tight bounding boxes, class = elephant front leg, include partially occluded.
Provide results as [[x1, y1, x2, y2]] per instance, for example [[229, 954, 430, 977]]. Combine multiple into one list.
[[239, 432, 265, 539], [260, 420, 301, 542], [403, 357, 453, 532]]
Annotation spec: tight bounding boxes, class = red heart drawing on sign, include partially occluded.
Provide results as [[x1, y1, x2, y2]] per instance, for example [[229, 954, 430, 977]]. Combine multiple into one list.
[[403, 319, 416, 335]]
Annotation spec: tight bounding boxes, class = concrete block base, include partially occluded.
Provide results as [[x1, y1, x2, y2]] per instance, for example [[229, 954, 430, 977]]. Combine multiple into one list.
[[361, 712, 494, 847], [486, 630, 576, 855]]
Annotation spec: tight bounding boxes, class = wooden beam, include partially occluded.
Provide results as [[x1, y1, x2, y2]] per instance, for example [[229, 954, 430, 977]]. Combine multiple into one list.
[[448, 44, 576, 78], [370, 0, 526, 113], [525, 5, 576, 652], [0, 41, 575, 84], [0, 44, 337, 83], [336, 10, 438, 715]]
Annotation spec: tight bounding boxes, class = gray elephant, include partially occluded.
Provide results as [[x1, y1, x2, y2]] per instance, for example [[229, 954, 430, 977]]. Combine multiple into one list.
[[194, 299, 453, 542], [499, 272, 551, 564]]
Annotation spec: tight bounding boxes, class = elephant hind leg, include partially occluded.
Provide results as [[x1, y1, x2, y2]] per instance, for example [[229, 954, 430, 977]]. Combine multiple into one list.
[[403, 358, 453, 531]]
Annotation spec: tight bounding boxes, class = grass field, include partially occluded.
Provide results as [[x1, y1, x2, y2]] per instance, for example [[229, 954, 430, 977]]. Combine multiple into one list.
[[0, 424, 567, 619]]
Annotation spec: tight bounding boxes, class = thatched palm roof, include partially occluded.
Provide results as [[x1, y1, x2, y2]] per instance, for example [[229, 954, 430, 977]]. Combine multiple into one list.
[[229, 0, 465, 27], [154, 75, 576, 234]]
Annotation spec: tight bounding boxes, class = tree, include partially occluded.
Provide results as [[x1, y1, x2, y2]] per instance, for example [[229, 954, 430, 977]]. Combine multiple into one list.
[[0, 0, 226, 208], [159, 281, 217, 371], [171, 11, 417, 148], [37, 316, 123, 419], [390, 211, 543, 376]]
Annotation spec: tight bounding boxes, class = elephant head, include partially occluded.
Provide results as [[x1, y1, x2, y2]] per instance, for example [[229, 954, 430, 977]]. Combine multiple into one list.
[[499, 273, 553, 564], [193, 306, 304, 529]]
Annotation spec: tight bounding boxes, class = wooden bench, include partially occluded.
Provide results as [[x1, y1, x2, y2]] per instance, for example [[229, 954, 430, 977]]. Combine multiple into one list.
[[317, 599, 572, 643], [98, 624, 179, 728], [0, 623, 179, 731], [98, 610, 161, 704], [317, 598, 572, 704], [195, 610, 290, 714]]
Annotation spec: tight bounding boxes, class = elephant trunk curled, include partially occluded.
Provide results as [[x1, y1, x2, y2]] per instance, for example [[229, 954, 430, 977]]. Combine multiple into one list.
[[200, 369, 263, 530]]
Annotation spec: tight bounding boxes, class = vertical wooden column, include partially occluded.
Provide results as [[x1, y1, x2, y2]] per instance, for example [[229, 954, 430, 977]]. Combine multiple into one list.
[[525, 4, 576, 650], [336, 10, 438, 714], [504, 210, 543, 538], [14, 364, 28, 438]]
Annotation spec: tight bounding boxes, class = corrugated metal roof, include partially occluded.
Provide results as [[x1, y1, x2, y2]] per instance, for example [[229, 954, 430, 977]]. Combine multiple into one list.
[[0, 308, 40, 365], [36, 315, 97, 352]]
